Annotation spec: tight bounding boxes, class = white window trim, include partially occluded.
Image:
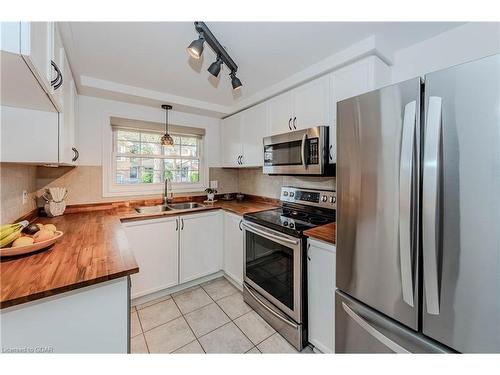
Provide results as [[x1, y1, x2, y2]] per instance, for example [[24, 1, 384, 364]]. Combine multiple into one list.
[[102, 112, 208, 198]]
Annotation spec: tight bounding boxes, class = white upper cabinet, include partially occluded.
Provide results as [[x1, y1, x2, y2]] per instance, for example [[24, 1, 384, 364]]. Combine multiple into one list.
[[59, 51, 79, 165], [292, 75, 331, 130], [268, 75, 331, 135], [268, 91, 293, 135], [221, 113, 243, 167], [240, 102, 268, 166], [220, 102, 268, 168], [179, 211, 223, 284], [19, 22, 54, 96], [123, 217, 179, 299]]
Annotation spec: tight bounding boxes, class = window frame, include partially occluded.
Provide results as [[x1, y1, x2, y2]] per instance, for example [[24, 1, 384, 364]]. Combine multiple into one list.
[[103, 124, 208, 197]]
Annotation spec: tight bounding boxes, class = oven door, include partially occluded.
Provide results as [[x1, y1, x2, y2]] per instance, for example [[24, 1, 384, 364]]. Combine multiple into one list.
[[263, 126, 327, 175], [242, 220, 303, 323]]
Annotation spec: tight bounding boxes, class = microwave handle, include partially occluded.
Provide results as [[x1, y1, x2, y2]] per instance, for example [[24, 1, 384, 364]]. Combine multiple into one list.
[[301, 133, 307, 169]]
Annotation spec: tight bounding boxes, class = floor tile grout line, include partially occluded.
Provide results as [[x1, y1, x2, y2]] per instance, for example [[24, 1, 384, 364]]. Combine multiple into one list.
[[134, 310, 151, 353], [169, 297, 202, 353], [134, 295, 172, 311]]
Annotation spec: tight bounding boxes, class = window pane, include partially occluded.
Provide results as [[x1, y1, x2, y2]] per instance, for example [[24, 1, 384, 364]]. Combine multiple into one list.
[[117, 140, 140, 154], [180, 145, 197, 157], [140, 142, 161, 155], [117, 130, 140, 141], [181, 137, 197, 146], [116, 157, 141, 184], [163, 145, 180, 156], [189, 170, 199, 183], [141, 132, 161, 143]]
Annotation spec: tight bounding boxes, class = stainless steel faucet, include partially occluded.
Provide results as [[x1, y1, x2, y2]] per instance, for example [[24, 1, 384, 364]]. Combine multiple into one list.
[[164, 178, 172, 205]]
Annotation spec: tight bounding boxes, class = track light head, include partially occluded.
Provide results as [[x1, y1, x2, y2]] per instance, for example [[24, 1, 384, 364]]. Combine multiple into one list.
[[187, 35, 204, 59], [208, 56, 223, 77], [230, 72, 242, 90]]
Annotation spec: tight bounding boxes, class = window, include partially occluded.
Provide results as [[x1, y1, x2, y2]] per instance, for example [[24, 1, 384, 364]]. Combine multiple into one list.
[[113, 129, 202, 186]]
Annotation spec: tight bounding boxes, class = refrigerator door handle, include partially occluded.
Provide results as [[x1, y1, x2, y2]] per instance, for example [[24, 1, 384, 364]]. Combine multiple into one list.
[[399, 100, 416, 307], [422, 96, 442, 315], [342, 302, 410, 353]]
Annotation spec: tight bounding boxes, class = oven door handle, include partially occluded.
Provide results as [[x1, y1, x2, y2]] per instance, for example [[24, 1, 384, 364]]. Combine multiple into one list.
[[244, 284, 299, 329], [241, 221, 300, 246], [301, 133, 308, 169]]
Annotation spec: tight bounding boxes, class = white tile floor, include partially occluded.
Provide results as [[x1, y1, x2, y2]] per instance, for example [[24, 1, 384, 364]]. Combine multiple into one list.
[[130, 277, 309, 354]]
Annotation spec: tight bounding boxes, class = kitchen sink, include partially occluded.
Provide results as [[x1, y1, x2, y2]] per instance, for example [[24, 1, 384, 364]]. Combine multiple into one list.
[[167, 202, 205, 210], [134, 205, 173, 214], [134, 202, 205, 213]]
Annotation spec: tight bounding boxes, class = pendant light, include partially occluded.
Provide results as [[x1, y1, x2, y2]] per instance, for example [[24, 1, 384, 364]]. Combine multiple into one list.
[[160, 104, 174, 146]]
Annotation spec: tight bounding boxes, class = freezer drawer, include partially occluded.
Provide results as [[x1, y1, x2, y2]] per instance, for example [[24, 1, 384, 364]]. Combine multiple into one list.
[[421, 53, 500, 353], [335, 290, 449, 353]]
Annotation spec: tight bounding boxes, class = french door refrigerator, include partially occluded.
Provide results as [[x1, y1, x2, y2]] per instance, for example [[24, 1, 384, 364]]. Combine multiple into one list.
[[335, 54, 500, 353]]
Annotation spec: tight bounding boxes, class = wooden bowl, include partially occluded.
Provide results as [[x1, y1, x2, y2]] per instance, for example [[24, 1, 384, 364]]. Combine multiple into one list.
[[0, 231, 64, 257]]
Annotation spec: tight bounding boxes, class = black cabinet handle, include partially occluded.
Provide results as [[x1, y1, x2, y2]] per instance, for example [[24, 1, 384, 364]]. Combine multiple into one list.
[[239, 220, 243, 231], [293, 117, 297, 129], [329, 145, 333, 160], [288, 118, 292, 130], [71, 147, 79, 162], [181, 218, 184, 230], [51, 61, 63, 90], [175, 219, 179, 231]]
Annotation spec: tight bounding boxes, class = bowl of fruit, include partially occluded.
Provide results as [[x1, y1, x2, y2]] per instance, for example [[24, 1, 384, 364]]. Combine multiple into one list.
[[0, 221, 63, 257]]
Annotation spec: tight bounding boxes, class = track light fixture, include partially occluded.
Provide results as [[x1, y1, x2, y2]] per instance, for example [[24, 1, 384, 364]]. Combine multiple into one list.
[[230, 72, 242, 90], [187, 21, 242, 90], [187, 35, 204, 59], [207, 56, 223, 77]]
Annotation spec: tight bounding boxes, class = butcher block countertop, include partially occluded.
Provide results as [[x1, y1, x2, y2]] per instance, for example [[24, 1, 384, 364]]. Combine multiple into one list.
[[0, 197, 278, 309], [304, 222, 336, 245]]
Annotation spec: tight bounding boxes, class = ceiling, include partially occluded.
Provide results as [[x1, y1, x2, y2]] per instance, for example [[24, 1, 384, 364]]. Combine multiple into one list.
[[60, 22, 463, 113]]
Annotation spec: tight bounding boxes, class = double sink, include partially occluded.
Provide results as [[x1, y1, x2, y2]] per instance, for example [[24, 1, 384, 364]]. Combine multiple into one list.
[[134, 202, 206, 214]]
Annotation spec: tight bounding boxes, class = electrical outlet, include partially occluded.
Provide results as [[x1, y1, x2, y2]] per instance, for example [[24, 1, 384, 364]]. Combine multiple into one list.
[[22, 190, 28, 205], [210, 180, 218, 189]]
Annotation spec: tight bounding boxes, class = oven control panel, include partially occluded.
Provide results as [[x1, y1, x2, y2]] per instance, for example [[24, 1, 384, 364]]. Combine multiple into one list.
[[281, 187, 336, 209]]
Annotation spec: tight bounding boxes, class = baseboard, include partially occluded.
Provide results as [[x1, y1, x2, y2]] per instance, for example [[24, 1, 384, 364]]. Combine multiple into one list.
[[222, 273, 243, 291], [131, 271, 224, 307]]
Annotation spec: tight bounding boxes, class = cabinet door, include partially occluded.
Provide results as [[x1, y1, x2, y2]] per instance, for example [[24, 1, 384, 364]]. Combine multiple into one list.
[[240, 102, 268, 166], [268, 91, 293, 135], [49, 26, 64, 110], [180, 211, 223, 284], [307, 239, 336, 353], [20, 22, 54, 94], [223, 212, 244, 286], [123, 217, 179, 299], [59, 52, 77, 165], [220, 113, 243, 167], [0, 106, 58, 163], [292, 75, 331, 130]]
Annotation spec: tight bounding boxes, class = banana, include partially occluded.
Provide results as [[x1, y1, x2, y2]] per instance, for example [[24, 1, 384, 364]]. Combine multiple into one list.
[[0, 229, 21, 248]]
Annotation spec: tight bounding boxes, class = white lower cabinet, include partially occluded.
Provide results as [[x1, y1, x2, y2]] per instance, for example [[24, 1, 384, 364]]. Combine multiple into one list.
[[307, 238, 336, 353], [123, 217, 179, 299], [223, 212, 244, 286], [0, 277, 129, 353], [180, 211, 223, 284]]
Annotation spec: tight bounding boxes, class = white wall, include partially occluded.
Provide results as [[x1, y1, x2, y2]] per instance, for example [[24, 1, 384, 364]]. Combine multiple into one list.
[[392, 22, 500, 83], [77, 95, 221, 167]]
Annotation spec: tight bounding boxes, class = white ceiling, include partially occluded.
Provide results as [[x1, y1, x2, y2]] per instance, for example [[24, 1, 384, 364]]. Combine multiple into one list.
[[60, 22, 462, 114]]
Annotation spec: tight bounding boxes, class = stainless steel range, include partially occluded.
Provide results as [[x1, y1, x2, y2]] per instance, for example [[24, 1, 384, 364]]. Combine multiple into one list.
[[242, 187, 336, 350]]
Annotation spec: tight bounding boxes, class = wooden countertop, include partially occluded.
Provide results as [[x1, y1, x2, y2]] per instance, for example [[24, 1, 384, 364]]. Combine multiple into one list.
[[0, 198, 277, 309], [304, 222, 336, 245]]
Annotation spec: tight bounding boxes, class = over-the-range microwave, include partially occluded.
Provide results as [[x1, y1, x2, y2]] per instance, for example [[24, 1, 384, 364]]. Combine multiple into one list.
[[263, 126, 334, 176]]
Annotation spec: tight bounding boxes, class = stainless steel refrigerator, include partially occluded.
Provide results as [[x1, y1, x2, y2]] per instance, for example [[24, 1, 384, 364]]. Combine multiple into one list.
[[335, 54, 500, 353]]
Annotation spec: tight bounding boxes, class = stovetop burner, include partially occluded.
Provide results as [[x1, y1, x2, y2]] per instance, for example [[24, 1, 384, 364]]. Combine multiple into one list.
[[244, 205, 335, 237]]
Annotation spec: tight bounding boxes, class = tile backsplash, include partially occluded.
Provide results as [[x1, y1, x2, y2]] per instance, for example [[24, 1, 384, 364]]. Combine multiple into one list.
[[0, 164, 334, 224], [0, 163, 37, 224]]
